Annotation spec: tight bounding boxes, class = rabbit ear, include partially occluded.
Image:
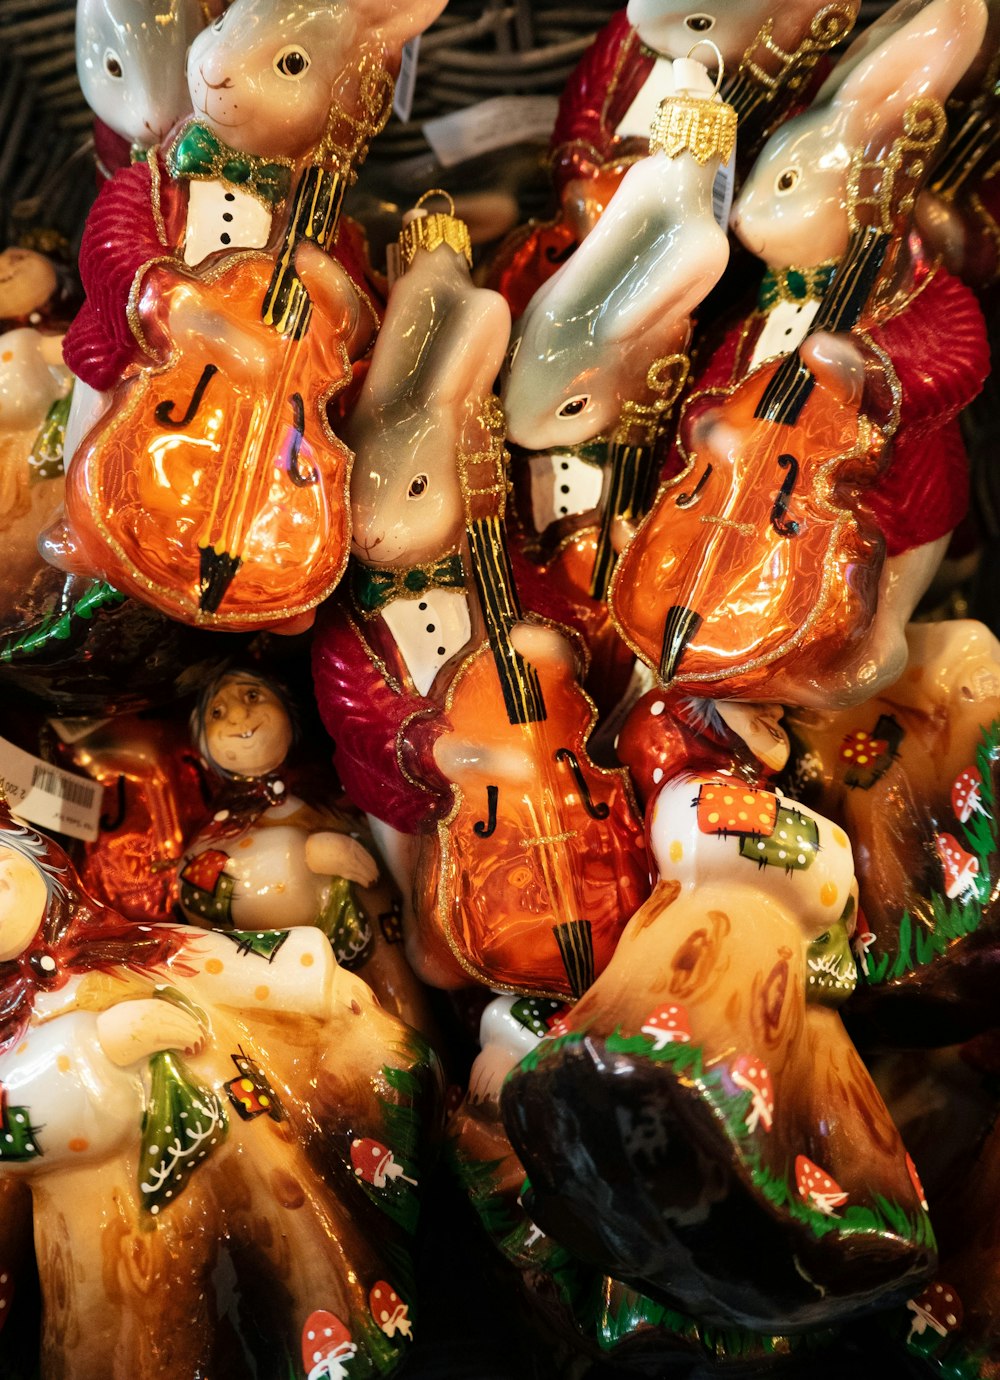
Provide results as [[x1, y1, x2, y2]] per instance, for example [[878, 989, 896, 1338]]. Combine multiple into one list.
[[413, 291, 511, 412], [832, 0, 986, 138], [349, 0, 447, 59]]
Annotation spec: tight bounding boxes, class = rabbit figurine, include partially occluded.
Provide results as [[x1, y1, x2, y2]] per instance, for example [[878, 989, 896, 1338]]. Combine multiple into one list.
[[611, 0, 990, 709], [488, 0, 858, 318], [53, 0, 446, 631], [76, 0, 223, 175], [499, 55, 732, 710]]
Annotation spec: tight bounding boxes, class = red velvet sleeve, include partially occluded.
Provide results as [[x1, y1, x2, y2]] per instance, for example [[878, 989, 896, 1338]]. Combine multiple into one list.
[[867, 268, 988, 442], [550, 11, 647, 194], [62, 156, 182, 391], [311, 600, 453, 834], [862, 267, 989, 555]]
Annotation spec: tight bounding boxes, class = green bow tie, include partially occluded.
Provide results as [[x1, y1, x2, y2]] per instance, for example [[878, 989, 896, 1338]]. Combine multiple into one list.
[[167, 121, 292, 208], [757, 261, 838, 313], [352, 554, 466, 615]]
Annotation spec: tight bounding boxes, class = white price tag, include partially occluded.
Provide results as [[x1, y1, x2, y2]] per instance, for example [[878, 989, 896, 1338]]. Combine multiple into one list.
[[394, 36, 421, 123], [423, 96, 559, 168], [0, 733, 101, 842], [712, 147, 737, 231]]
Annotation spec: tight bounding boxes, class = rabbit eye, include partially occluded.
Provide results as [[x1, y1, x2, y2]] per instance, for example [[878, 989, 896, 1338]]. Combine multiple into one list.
[[407, 473, 429, 499], [775, 167, 801, 195], [104, 49, 123, 78], [212, 10, 225, 29], [557, 395, 589, 419], [274, 45, 311, 79], [685, 13, 715, 31]]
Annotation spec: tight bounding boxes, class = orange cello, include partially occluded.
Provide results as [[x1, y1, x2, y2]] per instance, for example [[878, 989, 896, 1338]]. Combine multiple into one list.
[[610, 98, 947, 700], [414, 402, 650, 1000], [64, 100, 388, 629]]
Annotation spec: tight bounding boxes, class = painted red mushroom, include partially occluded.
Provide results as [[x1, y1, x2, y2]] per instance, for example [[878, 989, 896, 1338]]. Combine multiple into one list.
[[794, 1155, 848, 1215], [369, 1280, 413, 1339], [934, 833, 980, 900], [951, 767, 984, 825], [730, 1055, 774, 1133], [906, 1153, 929, 1211], [350, 1136, 417, 1189], [906, 1281, 963, 1343], [301, 1310, 356, 1379], [640, 1003, 692, 1050], [851, 913, 877, 976]]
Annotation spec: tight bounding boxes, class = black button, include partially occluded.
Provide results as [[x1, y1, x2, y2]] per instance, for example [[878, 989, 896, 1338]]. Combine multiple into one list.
[[220, 232, 231, 245], [224, 192, 236, 202], [560, 461, 569, 470], [559, 506, 568, 515], [437, 646, 446, 656], [426, 624, 435, 633], [560, 484, 570, 494], [784, 327, 793, 335], [418, 601, 427, 611], [223, 212, 234, 223]]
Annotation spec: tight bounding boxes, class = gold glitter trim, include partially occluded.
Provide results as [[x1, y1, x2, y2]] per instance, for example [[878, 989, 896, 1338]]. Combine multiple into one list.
[[165, 120, 294, 213], [847, 97, 947, 236], [147, 147, 168, 247], [398, 190, 473, 272], [649, 96, 736, 166]]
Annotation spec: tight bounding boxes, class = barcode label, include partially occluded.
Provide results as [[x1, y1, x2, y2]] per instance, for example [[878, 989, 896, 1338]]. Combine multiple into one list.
[[393, 36, 421, 123], [0, 733, 101, 841], [712, 149, 736, 231], [31, 765, 97, 810]]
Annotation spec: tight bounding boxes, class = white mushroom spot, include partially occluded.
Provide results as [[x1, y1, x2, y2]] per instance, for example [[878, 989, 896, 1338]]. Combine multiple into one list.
[[652, 767, 664, 784], [650, 701, 665, 716], [39, 955, 56, 972]]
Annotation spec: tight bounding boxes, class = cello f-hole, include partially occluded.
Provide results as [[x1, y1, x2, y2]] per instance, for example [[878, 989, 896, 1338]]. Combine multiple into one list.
[[554, 748, 610, 820], [154, 363, 219, 428], [473, 784, 499, 837], [770, 453, 801, 537], [676, 463, 712, 508], [286, 392, 317, 486]]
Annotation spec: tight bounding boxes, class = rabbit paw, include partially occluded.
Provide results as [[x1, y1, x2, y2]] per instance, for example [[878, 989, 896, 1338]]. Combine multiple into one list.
[[305, 830, 379, 887]]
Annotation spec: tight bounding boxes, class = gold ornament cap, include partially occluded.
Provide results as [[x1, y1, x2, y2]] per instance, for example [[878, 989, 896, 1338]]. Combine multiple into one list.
[[649, 94, 737, 165], [397, 190, 473, 272]]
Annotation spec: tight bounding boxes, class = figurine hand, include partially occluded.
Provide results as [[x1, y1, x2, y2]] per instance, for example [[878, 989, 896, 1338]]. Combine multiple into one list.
[[305, 830, 379, 887], [798, 330, 870, 407], [294, 242, 374, 355], [165, 286, 275, 389], [433, 732, 535, 784], [96, 998, 207, 1067], [510, 622, 578, 677]]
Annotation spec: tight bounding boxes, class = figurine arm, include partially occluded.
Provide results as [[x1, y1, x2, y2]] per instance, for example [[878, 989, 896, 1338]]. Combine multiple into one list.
[[550, 12, 645, 197], [62, 157, 182, 391], [311, 601, 453, 833], [96, 999, 205, 1067]]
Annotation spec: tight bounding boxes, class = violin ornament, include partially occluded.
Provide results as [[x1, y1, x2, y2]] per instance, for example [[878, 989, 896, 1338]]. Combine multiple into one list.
[[610, 0, 990, 709], [0, 799, 440, 1379], [53, 0, 446, 631]]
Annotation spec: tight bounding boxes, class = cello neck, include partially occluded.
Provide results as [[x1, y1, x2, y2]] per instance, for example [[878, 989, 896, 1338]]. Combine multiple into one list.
[[754, 225, 889, 426], [261, 163, 347, 340], [467, 515, 546, 727]]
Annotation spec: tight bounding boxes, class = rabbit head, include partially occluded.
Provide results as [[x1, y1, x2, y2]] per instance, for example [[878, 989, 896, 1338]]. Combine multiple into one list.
[[503, 59, 729, 450], [77, 0, 216, 147], [187, 0, 446, 160], [347, 242, 511, 569], [732, 0, 987, 269], [625, 0, 850, 66]]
